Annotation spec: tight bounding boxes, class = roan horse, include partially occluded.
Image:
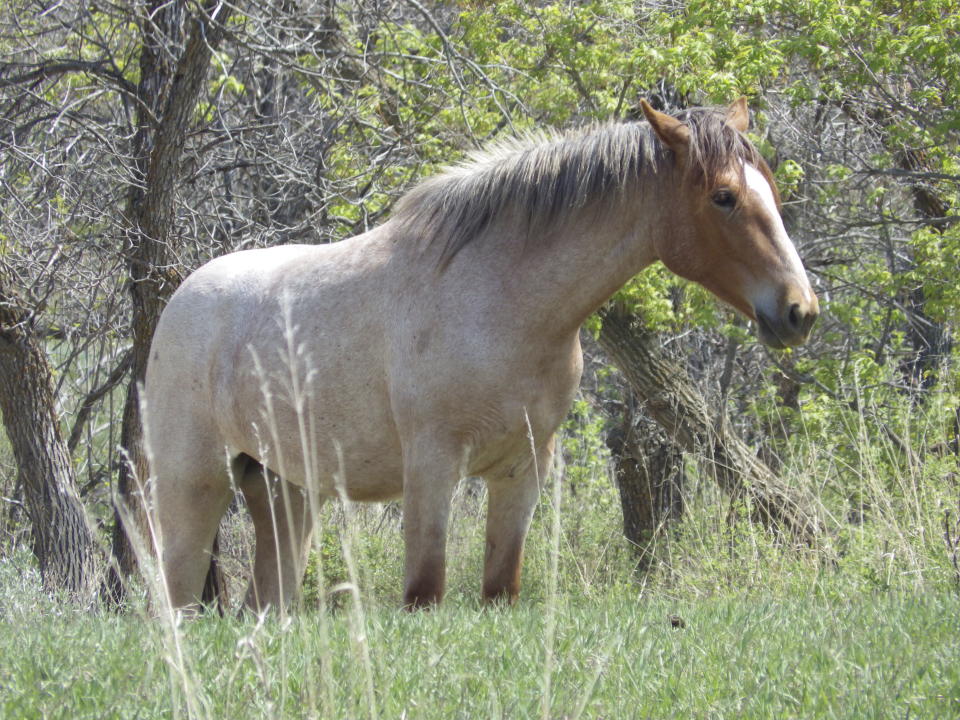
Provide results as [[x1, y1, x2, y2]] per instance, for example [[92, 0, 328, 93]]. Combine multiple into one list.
[[144, 99, 818, 611]]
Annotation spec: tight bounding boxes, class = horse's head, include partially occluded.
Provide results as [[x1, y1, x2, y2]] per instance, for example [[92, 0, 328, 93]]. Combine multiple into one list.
[[641, 99, 818, 348]]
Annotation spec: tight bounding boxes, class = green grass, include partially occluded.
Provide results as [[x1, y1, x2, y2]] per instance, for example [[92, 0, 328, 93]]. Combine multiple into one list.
[[2, 428, 959, 720], [2, 370, 959, 719], [1, 564, 956, 720]]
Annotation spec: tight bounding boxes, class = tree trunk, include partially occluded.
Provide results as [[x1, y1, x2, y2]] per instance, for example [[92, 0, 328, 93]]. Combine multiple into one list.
[[597, 306, 823, 545], [106, 0, 231, 606], [0, 284, 98, 600], [606, 397, 684, 568], [897, 147, 952, 390]]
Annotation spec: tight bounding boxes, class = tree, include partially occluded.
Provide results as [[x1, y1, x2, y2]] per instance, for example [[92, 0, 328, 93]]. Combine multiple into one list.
[[0, 0, 957, 603], [605, 389, 685, 565], [0, 276, 98, 599], [599, 306, 824, 544], [0, 1, 133, 598]]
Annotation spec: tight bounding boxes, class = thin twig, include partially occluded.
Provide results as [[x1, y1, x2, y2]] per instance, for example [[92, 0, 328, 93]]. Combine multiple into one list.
[[67, 350, 132, 454]]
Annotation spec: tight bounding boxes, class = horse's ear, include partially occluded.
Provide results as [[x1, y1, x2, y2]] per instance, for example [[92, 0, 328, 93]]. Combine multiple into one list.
[[725, 97, 750, 132], [640, 100, 690, 153]]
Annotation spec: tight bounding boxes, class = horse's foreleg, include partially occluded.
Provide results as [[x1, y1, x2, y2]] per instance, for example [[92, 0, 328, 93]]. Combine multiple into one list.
[[401, 445, 461, 609], [482, 436, 554, 604], [242, 468, 318, 613]]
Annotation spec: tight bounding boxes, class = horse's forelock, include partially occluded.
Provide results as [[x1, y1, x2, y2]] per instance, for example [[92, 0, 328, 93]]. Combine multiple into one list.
[[680, 107, 765, 194]]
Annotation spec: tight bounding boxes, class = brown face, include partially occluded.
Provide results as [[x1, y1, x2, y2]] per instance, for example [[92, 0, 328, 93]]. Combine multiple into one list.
[[641, 100, 819, 348]]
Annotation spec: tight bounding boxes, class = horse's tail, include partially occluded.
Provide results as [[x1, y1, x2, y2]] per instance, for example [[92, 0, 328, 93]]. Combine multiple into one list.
[[200, 530, 228, 615]]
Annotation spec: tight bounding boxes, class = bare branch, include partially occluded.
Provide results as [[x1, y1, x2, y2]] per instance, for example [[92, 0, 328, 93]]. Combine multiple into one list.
[[0, 59, 137, 96], [67, 350, 132, 455]]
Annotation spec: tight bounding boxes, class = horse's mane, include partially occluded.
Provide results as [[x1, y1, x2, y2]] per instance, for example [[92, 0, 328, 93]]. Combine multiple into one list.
[[393, 105, 764, 268]]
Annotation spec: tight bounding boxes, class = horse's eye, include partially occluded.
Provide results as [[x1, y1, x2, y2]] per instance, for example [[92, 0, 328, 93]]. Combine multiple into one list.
[[712, 189, 736, 209]]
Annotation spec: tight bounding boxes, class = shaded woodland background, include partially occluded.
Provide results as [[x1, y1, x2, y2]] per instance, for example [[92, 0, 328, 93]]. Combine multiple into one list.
[[1, 0, 958, 605]]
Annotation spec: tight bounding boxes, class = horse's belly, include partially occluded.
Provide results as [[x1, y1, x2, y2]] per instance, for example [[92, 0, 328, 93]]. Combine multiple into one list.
[[322, 434, 405, 502], [231, 396, 404, 502], [219, 350, 404, 501]]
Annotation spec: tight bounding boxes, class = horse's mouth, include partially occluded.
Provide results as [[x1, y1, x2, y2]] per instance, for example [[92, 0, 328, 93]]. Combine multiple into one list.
[[756, 313, 788, 349]]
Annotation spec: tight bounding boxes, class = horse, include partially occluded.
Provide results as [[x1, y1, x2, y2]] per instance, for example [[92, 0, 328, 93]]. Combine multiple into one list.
[[143, 99, 818, 612]]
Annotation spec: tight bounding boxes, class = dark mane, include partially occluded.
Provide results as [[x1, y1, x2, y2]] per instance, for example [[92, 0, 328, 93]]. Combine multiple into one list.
[[393, 105, 763, 268]]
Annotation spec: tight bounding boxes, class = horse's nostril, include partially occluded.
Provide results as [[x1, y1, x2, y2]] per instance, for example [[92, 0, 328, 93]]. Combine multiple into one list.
[[787, 303, 801, 331]]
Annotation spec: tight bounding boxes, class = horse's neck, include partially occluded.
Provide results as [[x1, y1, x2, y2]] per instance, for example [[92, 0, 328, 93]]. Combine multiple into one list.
[[503, 188, 663, 336]]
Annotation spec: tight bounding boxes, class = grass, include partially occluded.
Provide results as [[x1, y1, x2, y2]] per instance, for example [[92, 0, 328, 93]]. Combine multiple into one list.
[[2, 344, 959, 718], [2, 420, 959, 720], [0, 564, 956, 720]]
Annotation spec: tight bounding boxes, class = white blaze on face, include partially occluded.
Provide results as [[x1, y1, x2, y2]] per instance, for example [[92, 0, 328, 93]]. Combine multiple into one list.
[[742, 162, 814, 307]]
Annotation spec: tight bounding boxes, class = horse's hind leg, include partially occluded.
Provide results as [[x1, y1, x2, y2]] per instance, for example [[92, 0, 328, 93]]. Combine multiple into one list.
[[482, 436, 555, 604], [240, 462, 320, 612], [151, 449, 234, 611]]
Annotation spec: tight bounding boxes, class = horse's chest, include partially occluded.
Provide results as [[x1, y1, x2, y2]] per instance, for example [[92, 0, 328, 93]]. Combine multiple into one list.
[[460, 351, 583, 474]]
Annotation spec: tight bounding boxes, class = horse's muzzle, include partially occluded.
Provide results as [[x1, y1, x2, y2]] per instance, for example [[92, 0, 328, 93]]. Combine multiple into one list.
[[756, 296, 819, 349]]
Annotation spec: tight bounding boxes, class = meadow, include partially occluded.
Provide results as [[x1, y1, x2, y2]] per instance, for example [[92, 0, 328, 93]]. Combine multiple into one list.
[[1, 573, 956, 719], [2, 401, 958, 720]]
